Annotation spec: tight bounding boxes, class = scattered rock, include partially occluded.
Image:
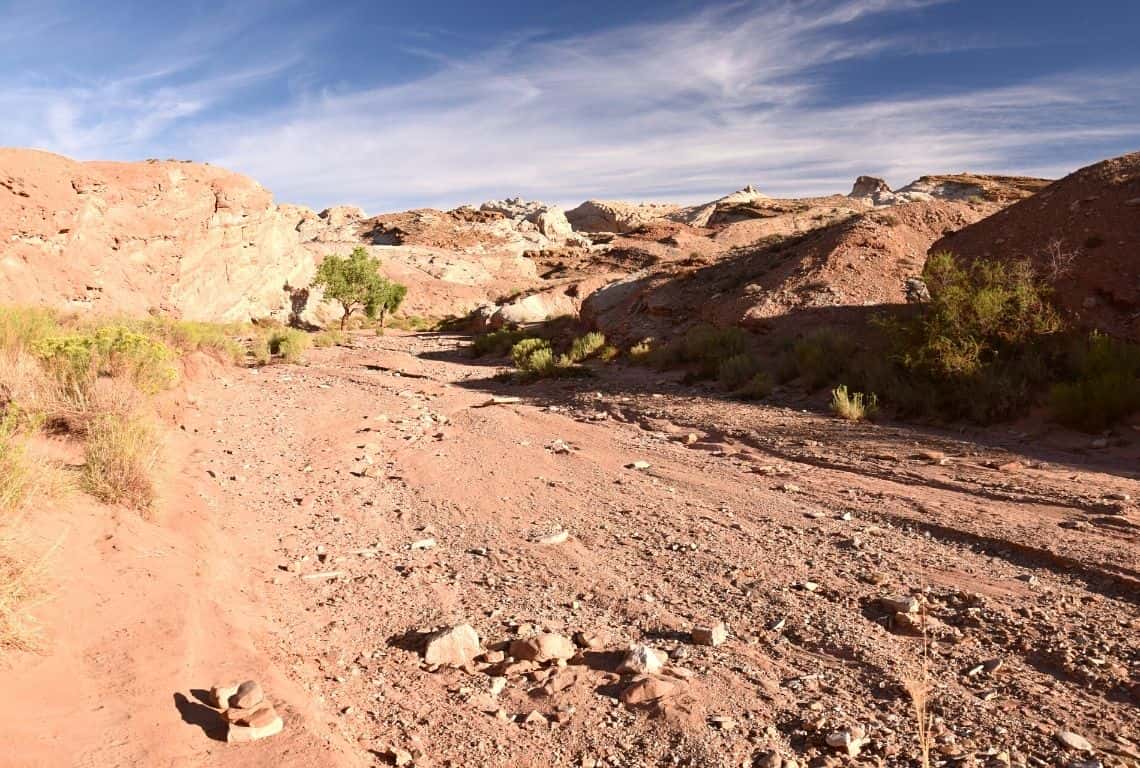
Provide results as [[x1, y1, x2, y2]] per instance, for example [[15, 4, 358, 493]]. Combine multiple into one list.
[[209, 683, 239, 709], [619, 675, 679, 706], [229, 680, 265, 710], [891, 611, 925, 636], [1056, 731, 1094, 753], [423, 624, 482, 668], [691, 622, 728, 647], [617, 644, 667, 675], [227, 705, 284, 743], [536, 530, 570, 545], [410, 537, 436, 551], [626, 460, 652, 470], [826, 726, 869, 757], [880, 595, 920, 614], [573, 629, 609, 650], [509, 633, 576, 663]]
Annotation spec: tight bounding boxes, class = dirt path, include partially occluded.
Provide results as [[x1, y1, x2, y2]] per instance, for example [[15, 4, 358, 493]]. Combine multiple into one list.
[[4, 331, 1138, 768]]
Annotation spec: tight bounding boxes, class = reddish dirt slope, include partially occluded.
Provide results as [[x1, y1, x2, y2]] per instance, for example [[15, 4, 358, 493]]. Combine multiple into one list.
[[931, 152, 1140, 341]]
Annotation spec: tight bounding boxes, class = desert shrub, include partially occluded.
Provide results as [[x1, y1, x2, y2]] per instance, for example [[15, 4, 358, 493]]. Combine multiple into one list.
[[681, 324, 749, 376], [511, 338, 554, 373], [737, 372, 773, 400], [717, 353, 761, 390], [788, 329, 854, 389], [566, 332, 607, 363], [312, 329, 348, 348], [874, 253, 1065, 422], [135, 318, 246, 364], [598, 345, 620, 362], [628, 339, 656, 364], [386, 315, 442, 332], [1049, 333, 1140, 431], [0, 415, 28, 513], [831, 384, 878, 421], [473, 328, 528, 357], [0, 307, 60, 353], [249, 334, 272, 365], [33, 326, 177, 396], [267, 328, 310, 364], [82, 413, 158, 511]]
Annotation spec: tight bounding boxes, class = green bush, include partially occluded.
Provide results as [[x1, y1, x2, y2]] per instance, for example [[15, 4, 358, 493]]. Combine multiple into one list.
[[1049, 333, 1140, 431], [566, 332, 607, 363], [135, 318, 246, 364], [788, 329, 853, 389], [737, 372, 773, 400], [717, 353, 761, 390], [312, 329, 348, 348], [681, 324, 749, 376], [249, 334, 272, 365], [511, 338, 555, 374], [873, 253, 1065, 422], [268, 328, 310, 364], [0, 307, 60, 352], [473, 328, 528, 357], [33, 326, 177, 395]]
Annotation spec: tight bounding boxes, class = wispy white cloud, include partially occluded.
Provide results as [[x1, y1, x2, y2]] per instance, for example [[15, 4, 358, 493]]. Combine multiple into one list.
[[2, 0, 1138, 212]]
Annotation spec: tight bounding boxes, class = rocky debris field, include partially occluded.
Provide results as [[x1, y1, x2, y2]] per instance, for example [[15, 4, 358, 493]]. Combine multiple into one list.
[[32, 329, 1124, 768]]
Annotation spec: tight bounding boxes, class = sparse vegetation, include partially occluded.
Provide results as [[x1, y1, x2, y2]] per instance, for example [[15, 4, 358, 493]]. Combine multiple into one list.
[[1049, 332, 1140, 431], [866, 252, 1067, 422], [831, 384, 878, 421], [628, 338, 655, 364], [266, 328, 310, 364], [312, 329, 348, 348], [786, 329, 853, 389], [566, 332, 607, 364], [511, 338, 557, 376], [473, 328, 529, 358], [82, 413, 158, 511], [717, 353, 761, 390], [312, 246, 408, 329], [736, 371, 773, 400], [33, 326, 178, 396]]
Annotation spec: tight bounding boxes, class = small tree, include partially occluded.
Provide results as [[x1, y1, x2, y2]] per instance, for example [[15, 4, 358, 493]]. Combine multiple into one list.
[[313, 247, 405, 329], [370, 281, 408, 329]]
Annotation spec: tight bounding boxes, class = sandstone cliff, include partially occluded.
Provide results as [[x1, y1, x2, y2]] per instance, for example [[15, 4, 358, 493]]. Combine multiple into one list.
[[0, 148, 315, 321]]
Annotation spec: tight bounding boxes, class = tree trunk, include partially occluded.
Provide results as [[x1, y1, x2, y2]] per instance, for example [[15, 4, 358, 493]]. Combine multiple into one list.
[[340, 304, 351, 329]]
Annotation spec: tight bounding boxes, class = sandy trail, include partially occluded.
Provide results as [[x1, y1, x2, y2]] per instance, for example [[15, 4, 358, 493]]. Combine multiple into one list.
[[3, 331, 1137, 768]]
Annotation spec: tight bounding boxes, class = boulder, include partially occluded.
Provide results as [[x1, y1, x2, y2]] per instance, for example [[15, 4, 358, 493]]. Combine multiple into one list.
[[509, 633, 576, 663], [423, 624, 482, 667]]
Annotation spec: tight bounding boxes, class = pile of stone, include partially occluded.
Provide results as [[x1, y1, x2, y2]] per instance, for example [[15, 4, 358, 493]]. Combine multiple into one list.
[[208, 679, 284, 743]]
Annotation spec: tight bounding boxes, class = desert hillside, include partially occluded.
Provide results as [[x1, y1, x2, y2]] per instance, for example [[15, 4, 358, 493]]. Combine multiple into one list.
[[1, 149, 1137, 768]]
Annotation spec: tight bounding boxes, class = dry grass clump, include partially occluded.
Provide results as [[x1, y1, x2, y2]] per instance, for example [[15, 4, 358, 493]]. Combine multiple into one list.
[[901, 607, 933, 768], [267, 328, 310, 364], [831, 385, 878, 421], [0, 415, 66, 651], [565, 331, 607, 364], [81, 413, 158, 511], [312, 329, 348, 348]]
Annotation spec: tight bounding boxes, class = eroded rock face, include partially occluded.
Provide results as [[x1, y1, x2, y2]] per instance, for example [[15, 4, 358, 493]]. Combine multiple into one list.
[[850, 176, 892, 198], [565, 200, 679, 233], [0, 148, 317, 322]]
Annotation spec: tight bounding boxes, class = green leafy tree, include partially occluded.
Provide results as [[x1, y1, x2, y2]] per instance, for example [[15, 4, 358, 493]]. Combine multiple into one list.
[[312, 247, 407, 329], [370, 281, 408, 328]]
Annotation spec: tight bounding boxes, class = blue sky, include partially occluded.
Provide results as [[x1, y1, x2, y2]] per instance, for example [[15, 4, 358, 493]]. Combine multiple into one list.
[[2, 0, 1138, 212]]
